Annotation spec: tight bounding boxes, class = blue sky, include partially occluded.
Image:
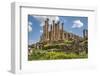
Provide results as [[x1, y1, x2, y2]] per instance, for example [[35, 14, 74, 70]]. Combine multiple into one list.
[[28, 15, 88, 45]]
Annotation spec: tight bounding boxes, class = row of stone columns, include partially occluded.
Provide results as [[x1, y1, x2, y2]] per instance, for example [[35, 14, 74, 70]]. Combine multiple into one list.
[[42, 18, 87, 42], [43, 18, 64, 41]]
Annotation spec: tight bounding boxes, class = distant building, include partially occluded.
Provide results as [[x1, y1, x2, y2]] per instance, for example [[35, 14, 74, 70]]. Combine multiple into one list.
[[40, 18, 83, 42]]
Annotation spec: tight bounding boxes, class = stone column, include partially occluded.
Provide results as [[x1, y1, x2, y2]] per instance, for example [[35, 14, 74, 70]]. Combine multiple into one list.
[[57, 21, 60, 40], [55, 23, 57, 41], [47, 18, 49, 41], [83, 29, 88, 39], [61, 23, 64, 40], [53, 20, 55, 41], [50, 24, 53, 41], [44, 18, 49, 41]]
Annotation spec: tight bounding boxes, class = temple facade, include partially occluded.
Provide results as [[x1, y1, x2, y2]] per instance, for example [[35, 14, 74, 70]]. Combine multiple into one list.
[[40, 18, 86, 42]]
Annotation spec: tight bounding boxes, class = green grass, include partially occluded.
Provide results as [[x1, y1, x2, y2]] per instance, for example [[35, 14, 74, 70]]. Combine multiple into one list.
[[28, 49, 87, 61], [28, 39, 88, 61]]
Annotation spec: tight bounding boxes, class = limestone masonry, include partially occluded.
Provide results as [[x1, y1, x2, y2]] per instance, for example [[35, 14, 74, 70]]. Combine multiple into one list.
[[40, 18, 88, 42]]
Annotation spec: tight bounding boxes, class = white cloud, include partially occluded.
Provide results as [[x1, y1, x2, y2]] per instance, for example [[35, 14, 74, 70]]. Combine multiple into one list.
[[28, 22, 32, 32], [33, 16, 60, 27], [40, 30, 43, 33], [72, 20, 83, 28]]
